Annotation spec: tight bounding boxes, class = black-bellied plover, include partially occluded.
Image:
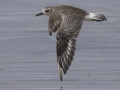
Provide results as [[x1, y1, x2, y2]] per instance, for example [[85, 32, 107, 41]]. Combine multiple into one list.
[[36, 5, 107, 81]]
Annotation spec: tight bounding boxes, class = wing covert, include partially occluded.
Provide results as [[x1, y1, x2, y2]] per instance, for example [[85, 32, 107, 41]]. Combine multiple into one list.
[[48, 15, 62, 36]]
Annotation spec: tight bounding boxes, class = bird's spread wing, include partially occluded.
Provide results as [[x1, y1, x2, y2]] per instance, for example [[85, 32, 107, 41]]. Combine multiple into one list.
[[48, 15, 62, 36], [57, 35, 76, 74], [56, 12, 85, 81], [57, 34, 77, 81]]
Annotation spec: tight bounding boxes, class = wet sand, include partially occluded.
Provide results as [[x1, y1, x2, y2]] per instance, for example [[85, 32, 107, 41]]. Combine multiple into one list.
[[0, 0, 120, 90]]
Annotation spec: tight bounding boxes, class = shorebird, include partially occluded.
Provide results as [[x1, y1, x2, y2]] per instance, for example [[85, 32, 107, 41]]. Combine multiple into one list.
[[36, 5, 107, 81]]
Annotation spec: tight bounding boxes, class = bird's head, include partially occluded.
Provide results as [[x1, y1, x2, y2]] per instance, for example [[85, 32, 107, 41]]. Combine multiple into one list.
[[36, 6, 54, 16]]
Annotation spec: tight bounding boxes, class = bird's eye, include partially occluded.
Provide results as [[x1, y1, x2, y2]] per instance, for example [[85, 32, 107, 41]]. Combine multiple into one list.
[[45, 10, 49, 12]]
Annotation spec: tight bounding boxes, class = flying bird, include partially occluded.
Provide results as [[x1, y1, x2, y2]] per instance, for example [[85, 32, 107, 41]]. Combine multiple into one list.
[[36, 5, 107, 81]]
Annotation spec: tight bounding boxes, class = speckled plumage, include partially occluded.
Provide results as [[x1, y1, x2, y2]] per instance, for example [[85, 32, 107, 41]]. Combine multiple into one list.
[[36, 5, 107, 81]]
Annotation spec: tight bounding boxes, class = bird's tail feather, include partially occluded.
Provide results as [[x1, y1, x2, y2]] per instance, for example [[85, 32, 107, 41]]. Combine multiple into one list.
[[84, 12, 107, 22], [58, 64, 62, 81]]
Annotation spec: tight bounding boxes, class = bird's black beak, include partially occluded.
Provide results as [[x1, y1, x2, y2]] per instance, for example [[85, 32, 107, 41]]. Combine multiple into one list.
[[36, 12, 44, 16]]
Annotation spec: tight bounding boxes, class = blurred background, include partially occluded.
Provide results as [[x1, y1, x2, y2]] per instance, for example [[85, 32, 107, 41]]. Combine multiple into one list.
[[0, 0, 120, 90]]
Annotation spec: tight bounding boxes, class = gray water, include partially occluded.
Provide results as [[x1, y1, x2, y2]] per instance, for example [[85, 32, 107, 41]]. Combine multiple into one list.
[[0, 0, 120, 90]]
